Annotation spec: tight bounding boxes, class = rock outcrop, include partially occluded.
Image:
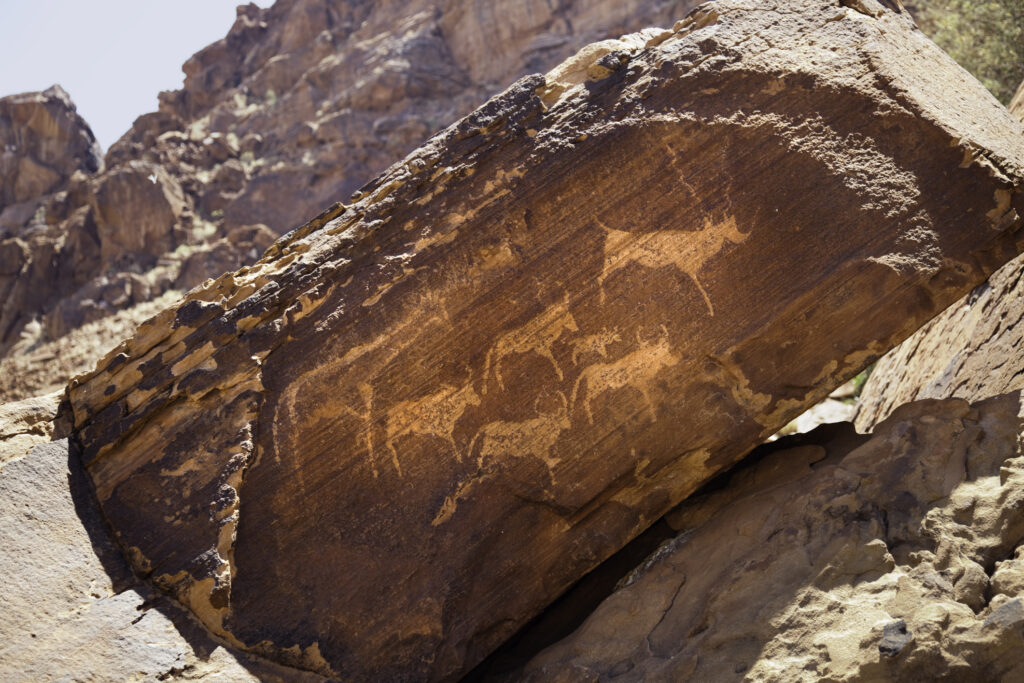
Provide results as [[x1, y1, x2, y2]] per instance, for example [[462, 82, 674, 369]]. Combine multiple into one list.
[[65, 1, 1024, 679], [521, 391, 1024, 681], [856, 82, 1024, 430], [0, 0, 699, 395], [0, 85, 102, 224]]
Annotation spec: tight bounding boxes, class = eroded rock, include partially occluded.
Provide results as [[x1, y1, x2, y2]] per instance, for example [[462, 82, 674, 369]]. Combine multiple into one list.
[[68, 2, 1024, 679], [856, 89, 1024, 430], [523, 392, 1024, 681]]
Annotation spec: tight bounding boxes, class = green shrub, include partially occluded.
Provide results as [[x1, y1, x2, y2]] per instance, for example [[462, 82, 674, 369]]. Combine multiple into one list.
[[917, 0, 1024, 104]]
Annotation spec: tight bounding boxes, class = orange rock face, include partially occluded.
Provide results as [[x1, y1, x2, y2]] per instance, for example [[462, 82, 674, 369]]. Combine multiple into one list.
[[68, 2, 1024, 680]]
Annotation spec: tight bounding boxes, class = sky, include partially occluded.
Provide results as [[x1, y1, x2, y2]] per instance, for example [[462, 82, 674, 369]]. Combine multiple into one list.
[[0, 0, 274, 151]]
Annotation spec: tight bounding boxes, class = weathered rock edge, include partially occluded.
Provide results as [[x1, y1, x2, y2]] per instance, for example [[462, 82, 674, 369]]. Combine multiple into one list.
[[855, 84, 1024, 430], [67, 1, 1024, 679]]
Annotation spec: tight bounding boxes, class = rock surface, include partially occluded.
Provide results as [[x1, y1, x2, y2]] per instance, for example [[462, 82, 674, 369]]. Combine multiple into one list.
[[65, 2, 1024, 679], [521, 391, 1024, 681], [0, 0, 698, 392], [856, 87, 1024, 430], [0, 391, 60, 467], [0, 426, 326, 682], [856, 249, 1024, 430], [1011, 77, 1024, 119]]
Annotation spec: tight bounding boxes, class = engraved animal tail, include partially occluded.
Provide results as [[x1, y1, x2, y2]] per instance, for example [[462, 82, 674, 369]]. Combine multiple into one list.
[[690, 274, 715, 316], [467, 427, 485, 468], [570, 370, 592, 424]]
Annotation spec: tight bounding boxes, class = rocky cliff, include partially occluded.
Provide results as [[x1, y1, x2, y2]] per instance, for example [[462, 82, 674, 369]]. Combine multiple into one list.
[[63, 1, 1024, 679], [0, 0, 697, 402]]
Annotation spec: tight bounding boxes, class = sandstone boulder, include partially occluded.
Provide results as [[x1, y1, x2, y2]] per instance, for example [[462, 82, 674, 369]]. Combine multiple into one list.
[[67, 2, 1024, 679], [521, 391, 1024, 681], [89, 161, 186, 266]]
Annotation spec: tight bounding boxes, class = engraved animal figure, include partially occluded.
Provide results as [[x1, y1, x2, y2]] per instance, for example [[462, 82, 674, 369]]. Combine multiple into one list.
[[571, 329, 621, 365], [570, 329, 679, 424], [483, 294, 578, 394], [326, 382, 383, 477], [597, 215, 748, 314], [385, 383, 480, 475], [468, 391, 571, 470]]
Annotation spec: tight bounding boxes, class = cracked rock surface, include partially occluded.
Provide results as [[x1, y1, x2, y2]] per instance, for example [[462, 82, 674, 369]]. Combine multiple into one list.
[[523, 391, 1024, 682], [66, 1, 1024, 680]]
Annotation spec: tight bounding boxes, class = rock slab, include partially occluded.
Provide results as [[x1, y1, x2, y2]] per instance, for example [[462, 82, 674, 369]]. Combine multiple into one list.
[[69, 1, 1024, 679]]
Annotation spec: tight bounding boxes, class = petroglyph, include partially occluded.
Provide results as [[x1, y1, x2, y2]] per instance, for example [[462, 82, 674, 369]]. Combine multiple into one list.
[[433, 392, 572, 527], [707, 353, 772, 415], [571, 329, 679, 424], [280, 291, 456, 479], [571, 329, 622, 365], [483, 294, 578, 394], [384, 382, 480, 475], [468, 391, 571, 471], [348, 382, 377, 476], [597, 215, 748, 314]]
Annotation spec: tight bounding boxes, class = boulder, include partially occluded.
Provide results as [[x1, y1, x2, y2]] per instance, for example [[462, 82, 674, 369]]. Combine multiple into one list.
[[0, 85, 102, 211], [89, 160, 186, 266], [0, 401, 325, 681], [66, 2, 1024, 679], [521, 391, 1024, 681], [856, 81, 1024, 430]]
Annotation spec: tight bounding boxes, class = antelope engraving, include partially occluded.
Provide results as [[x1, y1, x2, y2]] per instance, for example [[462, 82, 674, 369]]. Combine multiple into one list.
[[597, 215, 748, 314], [483, 294, 578, 394], [571, 329, 622, 365], [571, 328, 679, 424], [384, 382, 480, 475], [468, 391, 571, 470]]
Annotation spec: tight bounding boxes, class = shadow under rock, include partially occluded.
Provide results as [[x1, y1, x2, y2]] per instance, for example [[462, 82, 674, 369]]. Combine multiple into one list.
[[464, 421, 869, 681]]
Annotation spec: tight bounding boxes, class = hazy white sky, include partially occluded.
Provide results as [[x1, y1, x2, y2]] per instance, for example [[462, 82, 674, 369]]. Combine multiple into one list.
[[0, 0, 274, 151]]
